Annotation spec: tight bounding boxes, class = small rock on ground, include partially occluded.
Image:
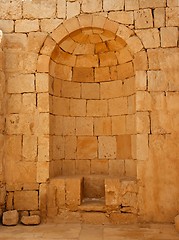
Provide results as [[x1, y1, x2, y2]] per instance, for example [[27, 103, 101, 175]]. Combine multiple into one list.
[[2, 210, 19, 226], [21, 215, 41, 225]]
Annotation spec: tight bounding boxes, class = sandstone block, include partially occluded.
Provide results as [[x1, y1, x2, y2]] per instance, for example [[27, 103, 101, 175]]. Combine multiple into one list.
[[70, 99, 86, 116], [98, 136, 116, 159], [112, 116, 126, 135], [67, 1, 80, 19], [7, 74, 35, 94], [166, 7, 179, 26], [103, 0, 124, 11], [0, 20, 14, 33], [87, 100, 107, 117], [73, 67, 94, 82], [154, 8, 165, 28], [95, 67, 110, 82], [14, 191, 38, 211], [125, 0, 139, 10], [15, 20, 39, 33], [2, 210, 19, 226], [167, 0, 178, 6], [53, 97, 70, 116], [82, 0, 102, 13], [0, 0, 22, 19], [77, 136, 97, 159], [109, 160, 125, 176], [101, 80, 123, 99], [81, 83, 100, 99], [94, 117, 112, 136], [66, 177, 83, 210], [109, 11, 133, 25], [134, 9, 153, 29], [134, 51, 148, 71], [117, 135, 131, 159], [136, 29, 160, 49], [175, 215, 179, 232], [76, 117, 93, 136], [135, 71, 147, 90], [91, 159, 109, 175], [108, 97, 128, 115], [65, 136, 77, 160], [61, 81, 81, 98], [37, 55, 50, 73], [53, 136, 64, 160], [136, 91, 151, 111], [23, 135, 37, 161], [63, 117, 75, 136], [148, 70, 168, 91], [28, 32, 47, 54], [136, 112, 150, 134], [161, 27, 178, 47], [117, 62, 134, 80], [136, 134, 149, 160], [37, 161, 49, 183], [75, 159, 90, 175], [57, 0, 66, 18], [40, 19, 63, 33], [139, 0, 166, 8], [116, 47, 133, 64], [21, 215, 40, 225], [105, 178, 121, 206], [23, 0, 56, 19]]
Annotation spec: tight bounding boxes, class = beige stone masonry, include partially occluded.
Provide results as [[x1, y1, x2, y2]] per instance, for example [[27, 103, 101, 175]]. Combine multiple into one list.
[[161, 27, 178, 47], [15, 20, 39, 33], [125, 0, 139, 10], [108, 11, 134, 25], [134, 9, 153, 29], [103, 0, 124, 11]]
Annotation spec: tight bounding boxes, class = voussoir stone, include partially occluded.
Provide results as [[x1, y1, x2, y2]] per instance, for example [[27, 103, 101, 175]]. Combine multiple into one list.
[[175, 215, 179, 232], [2, 210, 19, 226], [21, 215, 41, 225]]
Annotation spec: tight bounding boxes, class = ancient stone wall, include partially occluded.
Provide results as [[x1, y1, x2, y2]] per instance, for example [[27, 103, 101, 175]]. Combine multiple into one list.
[[0, 0, 178, 223], [0, 31, 6, 218]]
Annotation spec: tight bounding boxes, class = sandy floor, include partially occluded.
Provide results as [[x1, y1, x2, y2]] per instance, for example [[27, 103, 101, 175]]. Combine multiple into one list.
[[0, 223, 179, 240]]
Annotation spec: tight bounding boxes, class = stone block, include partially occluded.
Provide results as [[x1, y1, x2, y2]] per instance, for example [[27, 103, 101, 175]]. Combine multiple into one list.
[[75, 159, 90, 175], [148, 70, 168, 91], [15, 20, 39, 33], [161, 27, 178, 47], [67, 1, 80, 19], [38, 93, 50, 113], [76, 117, 93, 136], [139, 0, 166, 8], [136, 112, 150, 134], [167, 0, 178, 6], [53, 136, 64, 160], [95, 67, 110, 82], [135, 71, 147, 90], [108, 97, 128, 115], [66, 177, 83, 210], [109, 160, 125, 176], [98, 136, 116, 159], [126, 36, 143, 54], [40, 19, 63, 33], [154, 8, 165, 28], [166, 92, 179, 111], [134, 9, 153, 29], [76, 55, 98, 68], [7, 74, 35, 94], [23, 0, 56, 19], [53, 97, 70, 116], [21, 215, 40, 225], [136, 29, 160, 49], [2, 210, 19, 226], [37, 55, 50, 73], [61, 81, 81, 98], [14, 191, 38, 211], [87, 100, 107, 116], [82, 0, 102, 13], [99, 52, 118, 67], [125, 0, 139, 10], [6, 192, 13, 210], [134, 51, 148, 71], [101, 80, 123, 99], [151, 111, 171, 134], [125, 159, 137, 178], [91, 159, 109, 175], [77, 136, 97, 159], [0, 20, 14, 33], [23, 135, 37, 161], [117, 62, 134, 80], [52, 178, 65, 208], [40, 37, 56, 56], [94, 117, 112, 136], [136, 134, 148, 160], [83, 175, 105, 198], [116, 47, 133, 64], [81, 83, 100, 99], [73, 67, 94, 82], [103, 0, 124, 10], [136, 91, 151, 111], [62, 160, 76, 175], [166, 7, 179, 26], [109, 11, 133, 25], [57, 0, 66, 18], [105, 178, 121, 206], [0, 0, 22, 19], [22, 93, 36, 113], [116, 135, 131, 159], [112, 116, 126, 135], [70, 99, 86, 116], [37, 161, 49, 183], [4, 33, 27, 50], [65, 136, 76, 160]]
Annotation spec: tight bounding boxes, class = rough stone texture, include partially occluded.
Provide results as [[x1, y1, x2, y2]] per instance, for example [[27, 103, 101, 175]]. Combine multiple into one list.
[[2, 210, 19, 226], [21, 215, 41, 225], [175, 215, 179, 232], [0, 0, 178, 225]]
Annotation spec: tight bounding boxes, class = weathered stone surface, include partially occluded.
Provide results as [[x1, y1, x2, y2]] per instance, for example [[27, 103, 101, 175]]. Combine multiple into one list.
[[175, 215, 179, 232], [21, 215, 40, 225], [2, 210, 19, 226]]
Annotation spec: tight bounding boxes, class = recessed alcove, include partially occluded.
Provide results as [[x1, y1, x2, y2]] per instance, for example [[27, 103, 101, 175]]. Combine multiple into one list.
[[48, 27, 137, 206]]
